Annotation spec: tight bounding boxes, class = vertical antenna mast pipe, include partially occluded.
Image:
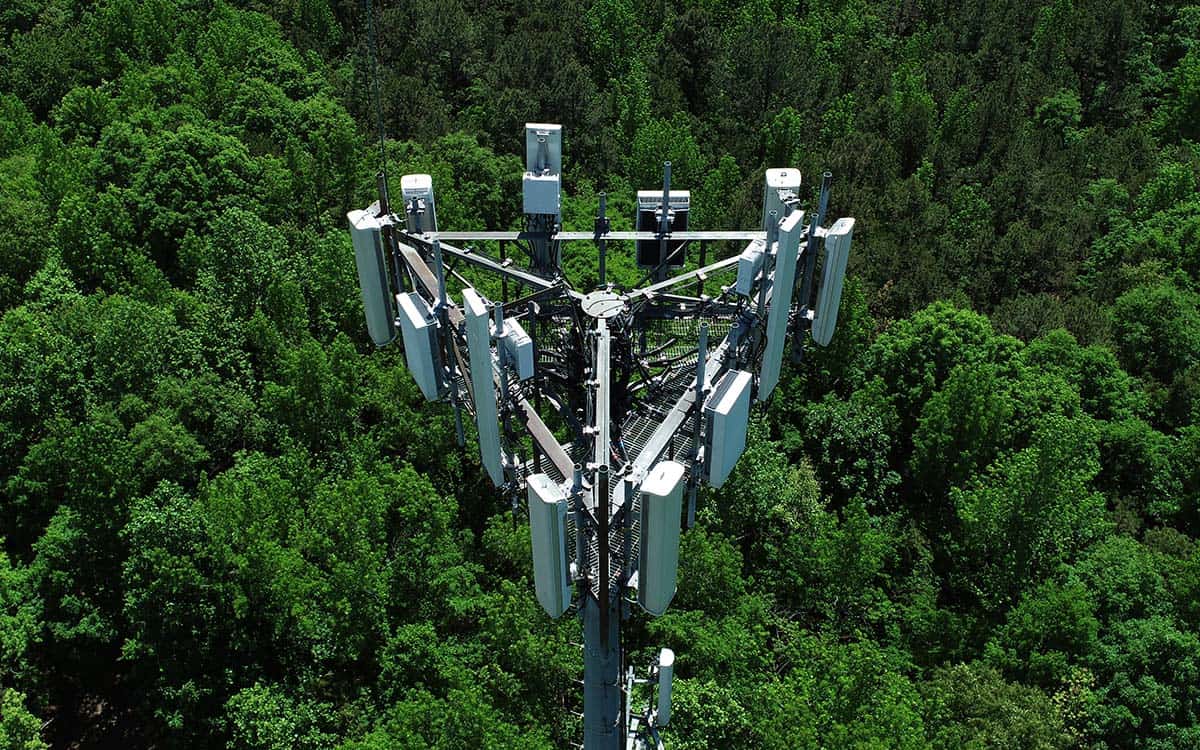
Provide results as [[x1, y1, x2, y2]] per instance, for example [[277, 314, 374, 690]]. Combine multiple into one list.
[[597, 192, 608, 287], [687, 323, 708, 527], [805, 171, 833, 310], [432, 240, 465, 445], [364, 0, 388, 181], [377, 171, 407, 294], [573, 463, 586, 579], [756, 211, 778, 318], [657, 162, 672, 283], [793, 173, 832, 360], [597, 463, 610, 645]]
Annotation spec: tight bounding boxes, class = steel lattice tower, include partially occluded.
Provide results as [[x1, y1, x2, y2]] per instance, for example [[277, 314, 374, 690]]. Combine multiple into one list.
[[348, 124, 855, 749]]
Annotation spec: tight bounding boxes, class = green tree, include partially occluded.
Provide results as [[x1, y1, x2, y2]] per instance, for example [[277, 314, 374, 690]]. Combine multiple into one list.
[[922, 663, 1069, 749], [0, 688, 47, 750], [1111, 281, 1200, 384], [952, 416, 1111, 610]]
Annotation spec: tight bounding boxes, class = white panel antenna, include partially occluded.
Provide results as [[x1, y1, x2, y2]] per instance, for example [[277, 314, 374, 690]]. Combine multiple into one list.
[[347, 209, 397, 347], [400, 173, 437, 234], [657, 648, 675, 727], [757, 210, 805, 400], [500, 318, 535, 381], [395, 291, 442, 401], [527, 473, 571, 618], [762, 167, 801, 229], [703, 370, 752, 487], [523, 124, 562, 217], [463, 288, 504, 486], [637, 461, 685, 616], [812, 217, 855, 347]]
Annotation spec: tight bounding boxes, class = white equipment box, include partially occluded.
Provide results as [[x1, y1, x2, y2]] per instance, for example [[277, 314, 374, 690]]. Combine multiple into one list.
[[500, 318, 535, 381], [735, 239, 765, 297]]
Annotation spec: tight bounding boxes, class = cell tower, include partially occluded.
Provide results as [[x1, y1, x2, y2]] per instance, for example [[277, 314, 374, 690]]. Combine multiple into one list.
[[348, 124, 854, 749]]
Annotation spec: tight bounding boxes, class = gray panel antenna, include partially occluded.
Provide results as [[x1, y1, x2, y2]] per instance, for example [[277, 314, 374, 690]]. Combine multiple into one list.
[[758, 209, 805, 400], [463, 288, 504, 486], [347, 122, 853, 749], [812, 217, 855, 346]]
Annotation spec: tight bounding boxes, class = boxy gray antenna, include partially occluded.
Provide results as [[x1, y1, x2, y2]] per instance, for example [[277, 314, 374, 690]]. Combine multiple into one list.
[[347, 125, 854, 749]]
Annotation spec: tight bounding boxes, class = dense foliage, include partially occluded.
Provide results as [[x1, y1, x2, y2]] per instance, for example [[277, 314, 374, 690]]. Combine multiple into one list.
[[1, 0, 1198, 747]]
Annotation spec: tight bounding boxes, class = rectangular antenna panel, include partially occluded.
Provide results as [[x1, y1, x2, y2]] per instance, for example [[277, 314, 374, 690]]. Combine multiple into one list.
[[527, 473, 571, 619], [703, 370, 752, 488], [400, 173, 437, 233], [523, 125, 562, 217], [524, 123, 562, 175], [657, 648, 675, 726], [812, 218, 855, 347], [500, 318, 535, 381], [463, 288, 504, 487], [758, 210, 805, 401], [347, 209, 397, 347], [395, 291, 442, 401], [735, 239, 765, 297], [762, 167, 801, 230], [635, 190, 690, 269], [638, 461, 685, 616]]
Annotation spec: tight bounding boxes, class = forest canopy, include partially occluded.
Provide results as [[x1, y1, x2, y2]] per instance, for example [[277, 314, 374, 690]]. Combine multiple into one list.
[[1, 0, 1199, 748]]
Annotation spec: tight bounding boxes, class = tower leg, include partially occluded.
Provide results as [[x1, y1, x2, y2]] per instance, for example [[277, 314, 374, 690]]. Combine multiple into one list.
[[583, 593, 622, 750]]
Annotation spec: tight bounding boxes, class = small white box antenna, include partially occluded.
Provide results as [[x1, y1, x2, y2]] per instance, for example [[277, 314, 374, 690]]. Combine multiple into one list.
[[812, 218, 855, 346], [400, 173, 437, 234], [762, 167, 801, 230], [734, 239, 765, 297], [395, 292, 443, 401], [527, 473, 571, 618], [500, 318, 534, 381]]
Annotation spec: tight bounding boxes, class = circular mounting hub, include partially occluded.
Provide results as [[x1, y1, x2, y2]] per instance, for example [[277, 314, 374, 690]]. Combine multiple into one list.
[[582, 290, 627, 319]]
